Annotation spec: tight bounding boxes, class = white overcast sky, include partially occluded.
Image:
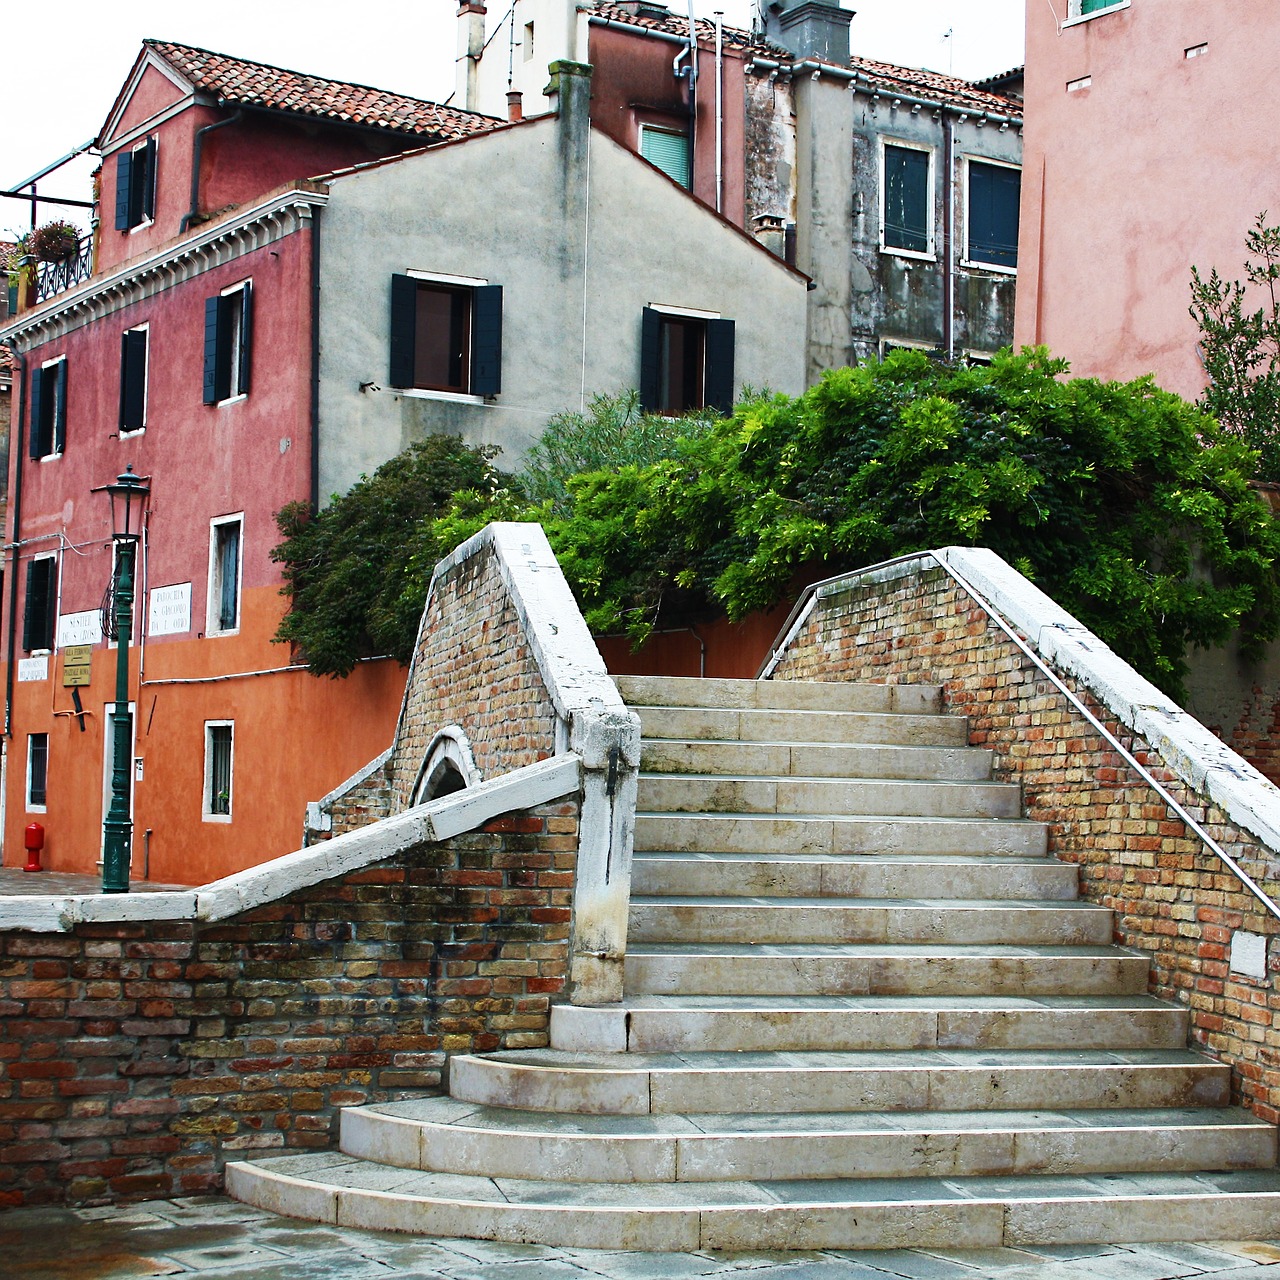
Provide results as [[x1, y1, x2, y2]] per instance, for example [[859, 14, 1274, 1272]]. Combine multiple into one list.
[[2, 0, 1023, 233]]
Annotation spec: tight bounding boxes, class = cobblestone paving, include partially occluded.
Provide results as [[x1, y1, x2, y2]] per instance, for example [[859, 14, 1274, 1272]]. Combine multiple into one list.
[[4, 1199, 1280, 1280]]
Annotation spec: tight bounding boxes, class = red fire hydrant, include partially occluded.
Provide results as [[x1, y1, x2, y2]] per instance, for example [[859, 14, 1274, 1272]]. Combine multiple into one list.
[[23, 822, 45, 873]]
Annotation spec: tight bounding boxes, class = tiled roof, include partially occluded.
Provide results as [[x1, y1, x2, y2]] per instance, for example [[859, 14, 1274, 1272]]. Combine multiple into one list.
[[849, 55, 1023, 116], [142, 39, 500, 140], [589, 3, 788, 56]]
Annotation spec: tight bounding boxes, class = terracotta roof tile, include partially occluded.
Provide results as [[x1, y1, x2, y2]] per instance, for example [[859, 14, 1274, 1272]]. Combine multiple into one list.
[[144, 39, 500, 140], [589, 3, 789, 56]]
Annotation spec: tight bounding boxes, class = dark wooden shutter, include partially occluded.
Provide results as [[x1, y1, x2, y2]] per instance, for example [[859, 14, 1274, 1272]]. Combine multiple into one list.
[[470, 285, 503, 397], [389, 274, 417, 388], [28, 366, 45, 459], [22, 559, 54, 652], [120, 331, 147, 430], [704, 318, 736, 414], [639, 307, 662, 412], [140, 138, 157, 222], [203, 295, 221, 404], [237, 282, 253, 396], [53, 360, 67, 454], [114, 151, 133, 231]]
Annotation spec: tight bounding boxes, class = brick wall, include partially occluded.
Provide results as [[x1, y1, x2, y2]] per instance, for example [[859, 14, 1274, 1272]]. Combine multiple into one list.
[[772, 561, 1280, 1124], [0, 797, 577, 1207]]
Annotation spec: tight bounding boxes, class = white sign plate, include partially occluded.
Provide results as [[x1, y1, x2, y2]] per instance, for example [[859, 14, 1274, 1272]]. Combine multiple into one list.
[[18, 657, 49, 683], [149, 583, 192, 637], [57, 609, 103, 648]]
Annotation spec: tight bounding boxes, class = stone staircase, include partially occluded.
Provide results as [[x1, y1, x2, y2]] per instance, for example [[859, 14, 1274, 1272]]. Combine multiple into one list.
[[227, 675, 1280, 1249]]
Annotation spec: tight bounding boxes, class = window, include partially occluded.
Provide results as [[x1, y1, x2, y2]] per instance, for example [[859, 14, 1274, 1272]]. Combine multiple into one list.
[[23, 556, 57, 653], [203, 281, 253, 404], [523, 21, 535, 60], [114, 137, 156, 232], [29, 357, 66, 459], [640, 125, 691, 189], [204, 721, 233, 820], [639, 306, 735, 415], [389, 274, 503, 397], [882, 143, 933, 257], [120, 325, 148, 432], [966, 160, 1021, 271], [27, 734, 48, 811], [1067, 0, 1128, 18], [208, 516, 242, 635]]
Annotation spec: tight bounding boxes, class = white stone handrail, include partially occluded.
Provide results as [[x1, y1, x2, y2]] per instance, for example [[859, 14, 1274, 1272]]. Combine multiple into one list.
[[0, 755, 580, 934]]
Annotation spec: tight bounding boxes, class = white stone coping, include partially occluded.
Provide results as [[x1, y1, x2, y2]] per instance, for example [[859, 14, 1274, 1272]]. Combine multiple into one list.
[[0, 754, 580, 935], [774, 545, 1280, 863]]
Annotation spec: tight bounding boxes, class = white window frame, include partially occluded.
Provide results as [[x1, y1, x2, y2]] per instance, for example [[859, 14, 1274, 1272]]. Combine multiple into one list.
[[119, 322, 149, 436], [207, 513, 244, 638], [1063, 0, 1130, 26], [399, 270, 490, 405], [99, 702, 136, 864], [35, 356, 67, 461], [26, 733, 48, 813], [25, 552, 60, 655], [203, 720, 234, 822], [962, 155, 1021, 277], [128, 136, 157, 234], [879, 138, 936, 262], [216, 279, 252, 406], [523, 20, 535, 61]]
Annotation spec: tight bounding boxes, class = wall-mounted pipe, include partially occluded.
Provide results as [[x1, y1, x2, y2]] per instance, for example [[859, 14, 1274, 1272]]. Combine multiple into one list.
[[180, 104, 244, 233], [714, 11, 724, 214], [3, 340, 27, 740]]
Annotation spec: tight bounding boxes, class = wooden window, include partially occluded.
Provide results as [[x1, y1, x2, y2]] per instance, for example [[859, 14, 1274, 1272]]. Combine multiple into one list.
[[883, 143, 932, 256], [27, 734, 48, 810], [208, 516, 242, 635], [203, 282, 253, 404], [967, 161, 1021, 270], [114, 137, 156, 231], [389, 275, 503, 397], [120, 327, 148, 432], [22, 556, 57, 653], [204, 722, 233, 820], [639, 307, 735, 415], [29, 358, 66, 459]]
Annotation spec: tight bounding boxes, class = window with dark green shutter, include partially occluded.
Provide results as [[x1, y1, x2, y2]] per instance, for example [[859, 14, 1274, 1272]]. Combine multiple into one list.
[[388, 274, 502, 397], [114, 137, 156, 231], [883, 144, 932, 255], [639, 308, 736, 415], [22, 557, 57, 653], [29, 359, 66, 459], [967, 161, 1021, 270], [209, 518, 242, 634], [203, 282, 252, 404], [120, 328, 148, 431]]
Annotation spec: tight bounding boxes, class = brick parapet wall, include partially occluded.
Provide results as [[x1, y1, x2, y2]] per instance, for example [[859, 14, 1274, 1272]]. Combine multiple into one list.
[[0, 798, 577, 1208], [772, 560, 1280, 1123]]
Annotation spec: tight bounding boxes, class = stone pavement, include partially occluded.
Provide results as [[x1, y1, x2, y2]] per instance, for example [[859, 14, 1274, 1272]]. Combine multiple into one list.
[[0, 868, 184, 896], [4, 1198, 1280, 1280]]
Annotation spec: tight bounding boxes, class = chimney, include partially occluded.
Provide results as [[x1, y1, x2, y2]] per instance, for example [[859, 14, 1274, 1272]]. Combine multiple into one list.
[[764, 0, 854, 65], [752, 213, 786, 259], [544, 59, 593, 140], [456, 1, 487, 111], [507, 90, 524, 122]]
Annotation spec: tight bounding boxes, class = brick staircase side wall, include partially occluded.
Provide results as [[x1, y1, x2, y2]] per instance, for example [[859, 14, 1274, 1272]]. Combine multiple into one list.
[[771, 561, 1280, 1124], [0, 798, 577, 1209]]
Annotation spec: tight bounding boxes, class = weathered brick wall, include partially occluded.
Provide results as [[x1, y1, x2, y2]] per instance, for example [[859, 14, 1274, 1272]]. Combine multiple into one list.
[[389, 541, 556, 810], [773, 562, 1280, 1123], [324, 761, 394, 839], [0, 798, 577, 1207]]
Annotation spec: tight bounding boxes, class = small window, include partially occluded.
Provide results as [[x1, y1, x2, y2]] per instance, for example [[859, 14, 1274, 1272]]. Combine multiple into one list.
[[29, 358, 67, 459], [523, 21, 535, 60], [389, 275, 503, 397], [1067, 0, 1128, 18], [27, 734, 48, 811], [640, 125, 691, 189], [114, 137, 157, 232], [23, 556, 58, 653], [120, 326, 148, 432], [204, 721, 233, 820], [883, 143, 933, 256], [967, 161, 1021, 271], [639, 307, 735, 416], [203, 281, 253, 404], [208, 516, 242, 635]]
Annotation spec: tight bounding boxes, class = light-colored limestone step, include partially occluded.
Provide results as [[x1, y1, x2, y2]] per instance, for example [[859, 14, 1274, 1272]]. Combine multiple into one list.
[[637, 775, 1022, 820], [226, 1153, 1280, 1250], [623, 942, 1150, 997], [448, 1048, 1230, 1115], [632, 812, 1049, 857], [615, 675, 943, 716], [641, 737, 995, 781], [339, 1095, 1276, 1183], [549, 995, 1187, 1055], [627, 897, 1113, 947], [631, 852, 1078, 900], [635, 705, 970, 748]]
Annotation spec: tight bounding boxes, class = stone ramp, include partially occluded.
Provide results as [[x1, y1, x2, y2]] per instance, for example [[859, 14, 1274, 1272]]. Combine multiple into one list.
[[228, 675, 1280, 1248]]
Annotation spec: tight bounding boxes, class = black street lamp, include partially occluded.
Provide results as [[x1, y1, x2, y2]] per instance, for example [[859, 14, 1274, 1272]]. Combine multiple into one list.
[[100, 465, 149, 894]]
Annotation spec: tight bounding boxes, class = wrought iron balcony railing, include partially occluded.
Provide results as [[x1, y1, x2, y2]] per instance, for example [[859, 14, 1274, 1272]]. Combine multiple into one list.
[[33, 238, 94, 303]]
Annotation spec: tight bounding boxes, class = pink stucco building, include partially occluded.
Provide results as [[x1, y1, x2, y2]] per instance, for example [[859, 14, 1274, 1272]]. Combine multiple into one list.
[[1015, 0, 1277, 402]]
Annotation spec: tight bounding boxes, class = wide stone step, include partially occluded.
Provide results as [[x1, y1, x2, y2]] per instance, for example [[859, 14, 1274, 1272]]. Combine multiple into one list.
[[627, 897, 1113, 946], [632, 852, 1079, 900], [549, 995, 1186, 1054], [339, 1095, 1276, 1183], [447, 1048, 1230, 1115], [638, 775, 1022, 819], [623, 942, 1150, 997], [641, 737, 995, 781], [227, 1154, 1280, 1251], [616, 674, 943, 716], [635, 705, 970, 748], [633, 813, 1049, 857]]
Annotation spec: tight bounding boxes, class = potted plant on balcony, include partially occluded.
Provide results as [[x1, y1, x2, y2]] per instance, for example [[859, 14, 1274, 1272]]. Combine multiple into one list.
[[30, 220, 81, 262]]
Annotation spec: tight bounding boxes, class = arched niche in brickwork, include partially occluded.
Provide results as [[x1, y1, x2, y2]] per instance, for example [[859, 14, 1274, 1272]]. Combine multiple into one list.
[[410, 725, 481, 806]]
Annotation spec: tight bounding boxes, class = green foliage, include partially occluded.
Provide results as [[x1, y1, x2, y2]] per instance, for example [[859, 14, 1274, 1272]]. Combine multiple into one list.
[[520, 389, 719, 510], [271, 435, 510, 676], [1190, 213, 1280, 480]]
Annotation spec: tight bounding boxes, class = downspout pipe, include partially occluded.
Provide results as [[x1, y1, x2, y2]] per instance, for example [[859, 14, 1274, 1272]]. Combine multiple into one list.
[[944, 112, 955, 359], [714, 11, 724, 214], [180, 103, 244, 233], [4, 341, 28, 740], [309, 206, 322, 512]]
